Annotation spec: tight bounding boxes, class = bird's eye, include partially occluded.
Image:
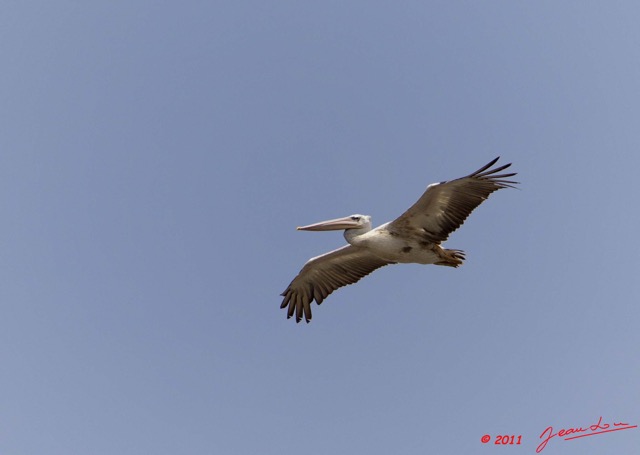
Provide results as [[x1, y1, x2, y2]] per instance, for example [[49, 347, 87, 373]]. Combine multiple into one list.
[[351, 216, 360, 221]]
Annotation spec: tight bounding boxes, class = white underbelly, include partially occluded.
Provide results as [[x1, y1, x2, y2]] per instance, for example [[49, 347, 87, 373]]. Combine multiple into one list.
[[353, 230, 439, 264], [394, 245, 440, 264]]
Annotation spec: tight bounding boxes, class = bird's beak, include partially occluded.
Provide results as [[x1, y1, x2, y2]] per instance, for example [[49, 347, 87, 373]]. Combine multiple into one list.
[[297, 216, 361, 231]]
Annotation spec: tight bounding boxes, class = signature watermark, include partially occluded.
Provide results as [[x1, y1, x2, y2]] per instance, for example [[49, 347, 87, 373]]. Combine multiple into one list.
[[536, 416, 637, 453]]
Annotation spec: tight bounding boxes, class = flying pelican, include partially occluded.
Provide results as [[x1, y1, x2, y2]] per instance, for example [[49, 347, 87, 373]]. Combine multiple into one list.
[[281, 157, 518, 323]]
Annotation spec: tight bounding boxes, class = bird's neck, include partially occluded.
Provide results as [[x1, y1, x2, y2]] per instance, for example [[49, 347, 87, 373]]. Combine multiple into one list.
[[344, 227, 371, 245]]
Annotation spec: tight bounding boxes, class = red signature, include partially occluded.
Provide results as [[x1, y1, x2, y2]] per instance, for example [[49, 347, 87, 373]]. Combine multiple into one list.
[[536, 416, 637, 453]]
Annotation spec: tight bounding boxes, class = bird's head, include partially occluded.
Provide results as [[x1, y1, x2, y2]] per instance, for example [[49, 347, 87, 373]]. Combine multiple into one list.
[[297, 214, 372, 233]]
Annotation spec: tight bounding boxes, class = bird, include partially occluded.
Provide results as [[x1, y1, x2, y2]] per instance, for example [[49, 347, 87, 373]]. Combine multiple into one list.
[[280, 157, 518, 323]]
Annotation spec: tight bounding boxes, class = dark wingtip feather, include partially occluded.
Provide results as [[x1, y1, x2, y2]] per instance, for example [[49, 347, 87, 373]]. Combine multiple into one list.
[[472, 156, 500, 175]]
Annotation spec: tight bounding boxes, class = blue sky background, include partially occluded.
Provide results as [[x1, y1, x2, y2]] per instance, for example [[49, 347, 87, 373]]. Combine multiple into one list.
[[2, 2, 639, 454]]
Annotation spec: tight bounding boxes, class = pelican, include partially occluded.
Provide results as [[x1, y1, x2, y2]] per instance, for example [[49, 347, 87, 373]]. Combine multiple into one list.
[[281, 157, 518, 323]]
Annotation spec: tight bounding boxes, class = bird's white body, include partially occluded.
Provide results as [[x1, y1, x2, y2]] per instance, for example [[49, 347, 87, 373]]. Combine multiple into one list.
[[346, 223, 441, 264]]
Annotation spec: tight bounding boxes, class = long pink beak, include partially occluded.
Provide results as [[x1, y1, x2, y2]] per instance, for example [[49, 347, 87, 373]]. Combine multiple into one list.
[[297, 216, 361, 231]]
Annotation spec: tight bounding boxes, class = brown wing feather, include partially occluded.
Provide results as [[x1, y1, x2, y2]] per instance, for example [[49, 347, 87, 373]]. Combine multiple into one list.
[[280, 245, 392, 323], [389, 157, 518, 243]]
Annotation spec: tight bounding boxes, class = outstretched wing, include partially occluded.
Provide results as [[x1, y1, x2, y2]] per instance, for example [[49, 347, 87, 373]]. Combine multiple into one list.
[[281, 245, 393, 323], [388, 157, 518, 243]]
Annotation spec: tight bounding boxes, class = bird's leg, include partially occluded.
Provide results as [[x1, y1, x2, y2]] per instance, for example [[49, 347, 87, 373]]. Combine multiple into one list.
[[434, 247, 465, 268]]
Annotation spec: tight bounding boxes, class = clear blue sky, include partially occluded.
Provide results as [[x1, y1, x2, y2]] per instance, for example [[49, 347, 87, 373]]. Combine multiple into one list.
[[2, 2, 639, 454]]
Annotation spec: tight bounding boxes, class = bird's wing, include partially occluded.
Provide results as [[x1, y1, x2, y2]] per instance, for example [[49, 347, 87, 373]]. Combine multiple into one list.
[[280, 245, 393, 323], [388, 157, 518, 243]]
